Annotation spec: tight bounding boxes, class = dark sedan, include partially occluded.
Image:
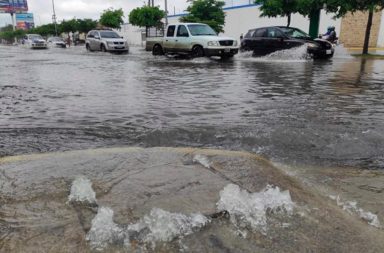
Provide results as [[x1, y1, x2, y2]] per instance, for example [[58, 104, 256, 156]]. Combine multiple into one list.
[[241, 26, 334, 59]]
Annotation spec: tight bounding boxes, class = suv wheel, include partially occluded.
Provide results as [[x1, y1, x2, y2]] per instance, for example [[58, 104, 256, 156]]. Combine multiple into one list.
[[191, 45, 204, 58], [100, 44, 107, 52]]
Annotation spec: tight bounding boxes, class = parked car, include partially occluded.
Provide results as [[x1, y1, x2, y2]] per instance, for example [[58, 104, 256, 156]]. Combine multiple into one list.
[[47, 37, 66, 48], [22, 34, 48, 49], [146, 23, 239, 59], [241, 26, 334, 59], [85, 29, 129, 54]]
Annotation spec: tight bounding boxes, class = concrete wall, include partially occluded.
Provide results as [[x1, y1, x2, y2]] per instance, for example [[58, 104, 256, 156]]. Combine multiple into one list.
[[339, 10, 382, 48], [376, 11, 384, 47]]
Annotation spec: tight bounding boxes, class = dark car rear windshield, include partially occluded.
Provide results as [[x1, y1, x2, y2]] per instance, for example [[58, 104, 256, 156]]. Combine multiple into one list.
[[280, 27, 311, 39], [100, 31, 120, 38]]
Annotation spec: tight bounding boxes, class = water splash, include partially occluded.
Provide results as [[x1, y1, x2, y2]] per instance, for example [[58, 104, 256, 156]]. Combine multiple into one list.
[[217, 184, 294, 233], [68, 176, 97, 204], [86, 207, 126, 251], [330, 195, 381, 228], [193, 154, 211, 168], [333, 44, 353, 59], [238, 45, 310, 62], [86, 207, 209, 251], [128, 208, 209, 243]]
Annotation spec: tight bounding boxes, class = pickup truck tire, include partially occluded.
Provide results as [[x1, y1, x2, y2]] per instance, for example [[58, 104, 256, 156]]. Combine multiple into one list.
[[191, 45, 204, 58], [152, 44, 164, 56], [86, 44, 93, 52]]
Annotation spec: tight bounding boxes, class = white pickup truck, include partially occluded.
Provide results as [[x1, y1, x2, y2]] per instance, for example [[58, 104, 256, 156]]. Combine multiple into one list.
[[146, 23, 239, 59]]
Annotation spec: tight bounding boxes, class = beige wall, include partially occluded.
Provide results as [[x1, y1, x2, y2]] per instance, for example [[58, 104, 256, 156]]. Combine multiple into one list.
[[340, 11, 382, 47]]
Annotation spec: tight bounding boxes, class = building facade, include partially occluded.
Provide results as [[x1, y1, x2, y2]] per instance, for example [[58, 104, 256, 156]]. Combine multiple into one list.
[[121, 4, 384, 48]]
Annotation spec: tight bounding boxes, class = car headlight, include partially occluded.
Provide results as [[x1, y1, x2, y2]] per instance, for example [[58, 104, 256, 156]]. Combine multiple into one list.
[[233, 40, 238, 46], [107, 41, 115, 46], [307, 43, 319, 48], [207, 41, 219, 46]]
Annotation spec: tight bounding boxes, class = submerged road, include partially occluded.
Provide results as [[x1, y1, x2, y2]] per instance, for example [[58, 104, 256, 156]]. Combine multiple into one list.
[[0, 45, 384, 169]]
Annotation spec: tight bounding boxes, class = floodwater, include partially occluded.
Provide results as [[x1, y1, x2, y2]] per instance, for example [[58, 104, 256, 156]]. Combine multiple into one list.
[[1, 45, 384, 252], [1, 45, 383, 169]]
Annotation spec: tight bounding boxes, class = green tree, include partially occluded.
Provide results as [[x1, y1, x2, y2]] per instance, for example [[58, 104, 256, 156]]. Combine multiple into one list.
[[99, 8, 125, 29], [76, 19, 98, 33], [255, 0, 299, 27], [341, 1, 384, 54], [0, 29, 25, 43], [180, 0, 226, 33], [29, 23, 57, 37], [129, 6, 165, 27]]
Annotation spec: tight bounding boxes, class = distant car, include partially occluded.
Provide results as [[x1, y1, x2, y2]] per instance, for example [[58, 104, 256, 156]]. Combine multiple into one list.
[[241, 26, 334, 59], [23, 34, 48, 49], [85, 29, 129, 54], [47, 37, 66, 48]]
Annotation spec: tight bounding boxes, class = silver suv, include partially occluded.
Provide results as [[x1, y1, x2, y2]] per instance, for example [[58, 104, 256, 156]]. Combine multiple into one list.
[[86, 29, 129, 54]]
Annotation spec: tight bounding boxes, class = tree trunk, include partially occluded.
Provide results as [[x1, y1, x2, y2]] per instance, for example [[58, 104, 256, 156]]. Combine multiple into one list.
[[287, 13, 291, 27], [363, 8, 374, 55]]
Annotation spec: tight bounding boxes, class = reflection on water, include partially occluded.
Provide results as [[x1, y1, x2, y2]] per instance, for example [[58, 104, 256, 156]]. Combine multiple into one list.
[[0, 45, 384, 169]]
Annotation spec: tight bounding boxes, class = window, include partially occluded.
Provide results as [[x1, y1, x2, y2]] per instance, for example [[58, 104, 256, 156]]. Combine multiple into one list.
[[267, 28, 284, 38], [100, 31, 120, 38], [245, 30, 255, 38], [177, 25, 189, 37], [187, 24, 216, 36], [167, 25, 176, 37], [253, 28, 267, 37]]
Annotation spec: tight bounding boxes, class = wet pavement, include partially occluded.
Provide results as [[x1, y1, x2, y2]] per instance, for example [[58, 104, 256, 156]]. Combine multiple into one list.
[[1, 44, 383, 169], [1, 45, 384, 252], [1, 148, 383, 252]]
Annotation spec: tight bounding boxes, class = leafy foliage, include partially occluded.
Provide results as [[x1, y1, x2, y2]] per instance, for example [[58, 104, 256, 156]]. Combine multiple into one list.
[[99, 8, 125, 29], [180, 0, 226, 33], [27, 19, 97, 37], [129, 6, 165, 27], [0, 29, 25, 42]]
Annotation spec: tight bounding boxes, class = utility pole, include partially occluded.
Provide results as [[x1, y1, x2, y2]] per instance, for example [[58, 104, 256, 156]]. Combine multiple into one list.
[[52, 0, 58, 36], [9, 0, 16, 44], [164, 0, 168, 25]]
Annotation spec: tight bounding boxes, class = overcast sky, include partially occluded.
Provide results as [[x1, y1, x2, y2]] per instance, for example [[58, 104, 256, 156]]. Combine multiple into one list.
[[0, 0, 188, 26], [0, 0, 251, 27]]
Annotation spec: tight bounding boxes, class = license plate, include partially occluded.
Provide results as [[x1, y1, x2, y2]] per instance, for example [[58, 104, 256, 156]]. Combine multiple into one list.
[[224, 48, 230, 52], [326, 49, 332, 54]]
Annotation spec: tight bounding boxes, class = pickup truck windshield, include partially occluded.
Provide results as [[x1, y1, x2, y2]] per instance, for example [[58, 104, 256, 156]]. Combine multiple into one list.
[[187, 24, 216, 36], [100, 31, 120, 38]]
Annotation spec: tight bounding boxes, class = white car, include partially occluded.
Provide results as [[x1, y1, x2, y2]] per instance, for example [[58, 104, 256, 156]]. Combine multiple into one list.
[[23, 34, 48, 49], [47, 37, 66, 48], [146, 23, 239, 59]]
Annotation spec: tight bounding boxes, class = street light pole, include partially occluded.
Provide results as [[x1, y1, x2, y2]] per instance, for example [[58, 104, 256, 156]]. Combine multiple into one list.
[[52, 0, 58, 35], [164, 0, 168, 26]]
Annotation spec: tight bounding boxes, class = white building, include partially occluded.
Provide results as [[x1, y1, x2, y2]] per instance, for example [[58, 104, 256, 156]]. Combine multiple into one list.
[[121, 3, 384, 48]]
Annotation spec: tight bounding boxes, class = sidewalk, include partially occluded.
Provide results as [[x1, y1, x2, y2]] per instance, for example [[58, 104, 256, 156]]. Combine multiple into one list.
[[346, 47, 384, 55]]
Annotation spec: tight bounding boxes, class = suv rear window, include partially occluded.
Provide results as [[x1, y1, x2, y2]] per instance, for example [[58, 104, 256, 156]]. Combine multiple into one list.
[[253, 28, 267, 37]]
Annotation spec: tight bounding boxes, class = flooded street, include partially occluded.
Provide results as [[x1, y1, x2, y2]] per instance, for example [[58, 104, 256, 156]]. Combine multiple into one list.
[[1, 45, 383, 169], [1, 45, 384, 252]]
